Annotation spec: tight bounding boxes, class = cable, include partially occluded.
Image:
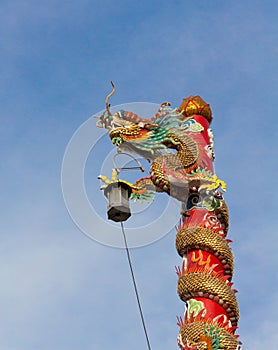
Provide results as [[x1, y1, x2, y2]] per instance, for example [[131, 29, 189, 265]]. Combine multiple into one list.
[[120, 222, 152, 350]]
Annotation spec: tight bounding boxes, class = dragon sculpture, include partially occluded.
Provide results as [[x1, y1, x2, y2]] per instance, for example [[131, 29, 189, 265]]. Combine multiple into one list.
[[96, 82, 242, 350]]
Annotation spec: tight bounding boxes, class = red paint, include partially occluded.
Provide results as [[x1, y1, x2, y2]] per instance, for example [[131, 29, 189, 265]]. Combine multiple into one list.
[[190, 115, 214, 171], [187, 250, 225, 275], [182, 208, 225, 235], [193, 297, 229, 324], [124, 129, 148, 139]]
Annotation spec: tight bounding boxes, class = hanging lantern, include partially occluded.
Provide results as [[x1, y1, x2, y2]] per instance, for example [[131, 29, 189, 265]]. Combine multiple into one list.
[[104, 181, 133, 222], [101, 152, 144, 222]]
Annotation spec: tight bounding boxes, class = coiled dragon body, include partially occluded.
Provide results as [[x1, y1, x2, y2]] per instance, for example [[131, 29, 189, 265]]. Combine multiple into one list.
[[96, 84, 241, 349]]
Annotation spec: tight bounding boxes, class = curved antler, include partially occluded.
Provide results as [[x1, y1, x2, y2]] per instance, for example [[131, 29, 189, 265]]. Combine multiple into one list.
[[105, 80, 115, 115]]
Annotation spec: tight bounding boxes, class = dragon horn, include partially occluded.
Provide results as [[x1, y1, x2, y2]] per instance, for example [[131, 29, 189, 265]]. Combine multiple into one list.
[[105, 80, 115, 115], [159, 101, 171, 112], [91, 115, 102, 128]]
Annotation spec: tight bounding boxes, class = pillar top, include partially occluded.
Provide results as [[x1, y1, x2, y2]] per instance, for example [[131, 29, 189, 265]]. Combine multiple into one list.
[[179, 96, 213, 123]]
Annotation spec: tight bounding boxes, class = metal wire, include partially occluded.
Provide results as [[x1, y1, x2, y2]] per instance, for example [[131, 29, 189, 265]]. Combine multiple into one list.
[[113, 152, 145, 174], [120, 222, 152, 350]]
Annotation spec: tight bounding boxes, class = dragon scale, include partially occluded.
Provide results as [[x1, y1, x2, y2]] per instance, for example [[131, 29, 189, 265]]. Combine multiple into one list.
[[97, 91, 242, 349]]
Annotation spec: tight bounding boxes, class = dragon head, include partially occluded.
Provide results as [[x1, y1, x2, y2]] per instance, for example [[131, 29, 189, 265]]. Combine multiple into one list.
[[94, 81, 127, 131], [94, 82, 173, 158], [94, 81, 152, 133], [109, 115, 157, 147]]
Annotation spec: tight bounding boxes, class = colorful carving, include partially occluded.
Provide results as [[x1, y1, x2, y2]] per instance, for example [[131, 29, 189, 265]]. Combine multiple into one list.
[[96, 84, 242, 349]]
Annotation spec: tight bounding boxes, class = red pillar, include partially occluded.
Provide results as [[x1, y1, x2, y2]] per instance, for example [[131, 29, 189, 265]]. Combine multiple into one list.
[[175, 96, 241, 350]]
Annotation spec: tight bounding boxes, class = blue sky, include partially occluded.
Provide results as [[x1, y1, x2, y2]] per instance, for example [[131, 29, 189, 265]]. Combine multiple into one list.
[[1, 0, 277, 349]]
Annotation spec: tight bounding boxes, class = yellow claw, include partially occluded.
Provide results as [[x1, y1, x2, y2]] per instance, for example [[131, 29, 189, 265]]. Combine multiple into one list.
[[98, 170, 135, 191], [98, 169, 118, 187], [199, 174, 227, 192], [98, 175, 112, 185], [111, 169, 118, 182]]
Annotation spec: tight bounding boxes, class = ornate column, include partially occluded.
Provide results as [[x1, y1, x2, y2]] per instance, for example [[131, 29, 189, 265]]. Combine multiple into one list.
[[175, 97, 241, 350], [95, 86, 242, 349]]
